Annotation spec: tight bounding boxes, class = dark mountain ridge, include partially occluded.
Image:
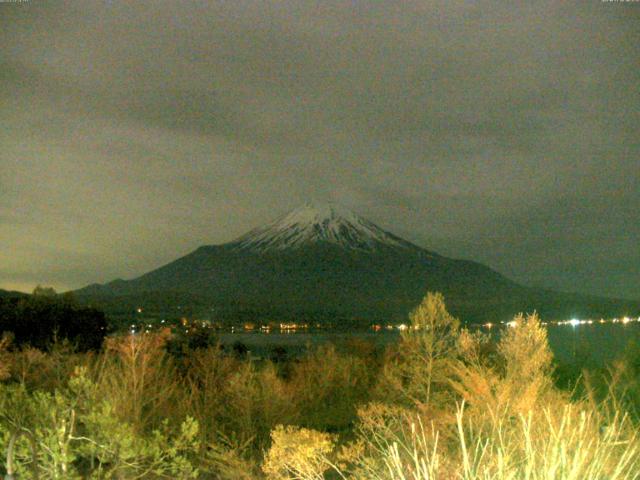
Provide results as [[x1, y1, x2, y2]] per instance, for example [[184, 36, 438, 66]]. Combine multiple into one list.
[[0, 289, 28, 299], [75, 204, 639, 324]]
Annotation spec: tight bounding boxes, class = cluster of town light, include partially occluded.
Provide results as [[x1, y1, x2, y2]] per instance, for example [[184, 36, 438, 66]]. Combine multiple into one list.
[[374, 316, 640, 332], [560, 316, 637, 326], [231, 323, 311, 333], [130, 305, 638, 336], [370, 316, 640, 332], [130, 322, 161, 334], [370, 323, 418, 331], [500, 316, 639, 329]]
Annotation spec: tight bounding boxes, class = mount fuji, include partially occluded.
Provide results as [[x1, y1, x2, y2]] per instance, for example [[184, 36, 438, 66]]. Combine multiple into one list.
[[231, 203, 418, 253], [76, 204, 638, 325]]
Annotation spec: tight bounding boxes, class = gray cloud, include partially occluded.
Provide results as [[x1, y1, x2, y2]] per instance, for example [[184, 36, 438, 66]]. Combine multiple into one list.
[[1, 0, 638, 298]]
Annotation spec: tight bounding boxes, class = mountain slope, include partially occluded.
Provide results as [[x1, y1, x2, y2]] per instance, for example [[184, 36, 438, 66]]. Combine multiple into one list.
[[75, 204, 639, 324], [0, 289, 29, 299]]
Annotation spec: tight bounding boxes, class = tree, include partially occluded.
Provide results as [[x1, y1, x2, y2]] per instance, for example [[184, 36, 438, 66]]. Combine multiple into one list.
[[377, 292, 460, 410], [0, 293, 107, 351], [32, 285, 58, 297]]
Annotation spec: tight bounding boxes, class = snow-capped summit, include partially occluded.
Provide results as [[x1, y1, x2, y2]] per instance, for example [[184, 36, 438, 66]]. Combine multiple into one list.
[[230, 202, 417, 253]]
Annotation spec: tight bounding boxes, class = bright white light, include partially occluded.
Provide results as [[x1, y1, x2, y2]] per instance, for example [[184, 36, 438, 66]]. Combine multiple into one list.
[[569, 319, 580, 327], [507, 320, 518, 328]]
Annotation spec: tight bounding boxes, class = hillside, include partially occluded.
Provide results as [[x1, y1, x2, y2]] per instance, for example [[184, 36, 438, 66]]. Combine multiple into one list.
[[75, 204, 639, 324]]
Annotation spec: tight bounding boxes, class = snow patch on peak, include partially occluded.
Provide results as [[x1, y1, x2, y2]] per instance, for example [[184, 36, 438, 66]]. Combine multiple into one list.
[[230, 203, 417, 253], [265, 203, 362, 230]]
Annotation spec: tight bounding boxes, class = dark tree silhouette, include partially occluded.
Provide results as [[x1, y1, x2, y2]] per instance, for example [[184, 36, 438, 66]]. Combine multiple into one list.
[[0, 290, 107, 351]]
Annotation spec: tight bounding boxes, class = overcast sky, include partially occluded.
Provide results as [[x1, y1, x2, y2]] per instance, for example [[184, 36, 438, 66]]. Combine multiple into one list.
[[1, 1, 638, 299]]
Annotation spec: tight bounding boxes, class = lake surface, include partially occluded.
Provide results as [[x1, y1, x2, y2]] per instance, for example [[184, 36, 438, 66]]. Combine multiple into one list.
[[218, 322, 640, 366]]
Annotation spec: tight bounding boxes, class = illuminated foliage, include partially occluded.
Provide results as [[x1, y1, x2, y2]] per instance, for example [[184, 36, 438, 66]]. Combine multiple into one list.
[[0, 293, 638, 479], [262, 425, 337, 480], [377, 292, 460, 410]]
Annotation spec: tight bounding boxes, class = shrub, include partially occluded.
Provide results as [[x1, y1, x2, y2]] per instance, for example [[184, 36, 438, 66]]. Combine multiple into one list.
[[0, 367, 200, 479], [94, 331, 180, 431], [338, 400, 640, 480], [450, 312, 558, 420], [289, 344, 373, 432], [454, 401, 640, 480], [262, 425, 337, 480]]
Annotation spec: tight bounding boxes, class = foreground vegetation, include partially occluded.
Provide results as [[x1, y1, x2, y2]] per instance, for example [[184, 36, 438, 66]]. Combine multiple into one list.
[[0, 293, 639, 479]]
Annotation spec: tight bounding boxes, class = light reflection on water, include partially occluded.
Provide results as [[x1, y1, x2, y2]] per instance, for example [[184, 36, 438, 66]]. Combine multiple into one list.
[[218, 323, 640, 366], [545, 322, 640, 365]]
